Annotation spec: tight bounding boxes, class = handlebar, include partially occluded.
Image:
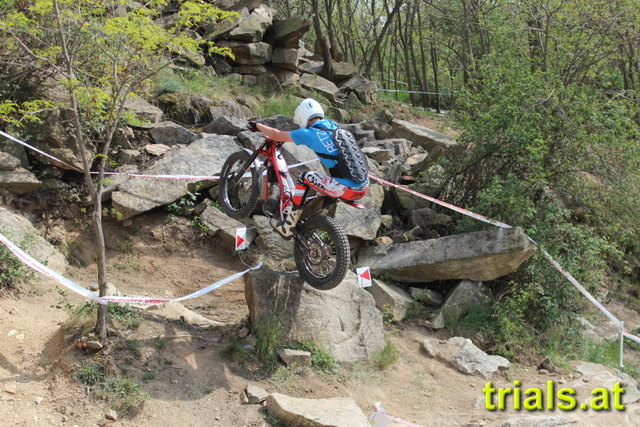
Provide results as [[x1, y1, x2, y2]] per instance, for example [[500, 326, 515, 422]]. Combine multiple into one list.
[[247, 121, 259, 132]]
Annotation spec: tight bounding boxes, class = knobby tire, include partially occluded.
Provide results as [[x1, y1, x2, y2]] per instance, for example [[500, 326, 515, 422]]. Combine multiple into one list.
[[218, 150, 260, 219], [293, 215, 350, 290]]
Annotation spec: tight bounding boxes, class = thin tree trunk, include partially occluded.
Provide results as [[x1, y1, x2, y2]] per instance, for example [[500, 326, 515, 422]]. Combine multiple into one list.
[[363, 0, 403, 78], [53, 0, 108, 340], [311, 0, 333, 80], [431, 39, 441, 113], [416, 7, 431, 108]]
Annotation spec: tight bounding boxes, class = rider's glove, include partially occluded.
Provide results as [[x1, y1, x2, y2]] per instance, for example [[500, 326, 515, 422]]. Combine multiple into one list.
[[247, 121, 259, 132]]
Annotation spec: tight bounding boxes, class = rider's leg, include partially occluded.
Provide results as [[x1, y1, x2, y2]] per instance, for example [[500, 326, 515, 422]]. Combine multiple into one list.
[[270, 172, 307, 238], [300, 171, 348, 198]]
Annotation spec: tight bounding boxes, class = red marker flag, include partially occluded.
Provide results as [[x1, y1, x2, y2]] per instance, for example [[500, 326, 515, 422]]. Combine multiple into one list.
[[235, 227, 247, 251], [356, 266, 372, 288]]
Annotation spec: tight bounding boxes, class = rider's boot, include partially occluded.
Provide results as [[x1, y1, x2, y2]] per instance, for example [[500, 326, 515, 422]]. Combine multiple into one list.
[[271, 205, 302, 239]]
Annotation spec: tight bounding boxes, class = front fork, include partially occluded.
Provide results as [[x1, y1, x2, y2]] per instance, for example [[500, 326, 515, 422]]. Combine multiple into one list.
[[292, 197, 337, 241]]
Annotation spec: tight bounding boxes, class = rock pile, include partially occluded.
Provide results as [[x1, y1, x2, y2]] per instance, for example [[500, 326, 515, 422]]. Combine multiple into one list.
[[186, 3, 378, 115]]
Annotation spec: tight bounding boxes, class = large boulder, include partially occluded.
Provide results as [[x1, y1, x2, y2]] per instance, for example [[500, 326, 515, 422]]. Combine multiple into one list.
[[266, 393, 368, 427], [209, 0, 262, 11], [205, 99, 253, 122], [0, 168, 42, 195], [270, 48, 299, 72], [333, 183, 384, 241], [298, 73, 340, 102], [0, 152, 21, 171], [298, 60, 323, 75], [390, 119, 460, 156], [431, 280, 493, 329], [217, 41, 273, 65], [569, 361, 640, 404], [111, 135, 241, 219], [157, 93, 214, 125], [332, 62, 359, 80], [149, 121, 199, 146], [200, 205, 249, 246], [125, 95, 163, 125], [245, 268, 385, 362], [356, 227, 537, 283], [227, 4, 275, 42], [0, 207, 68, 274], [263, 16, 311, 48], [202, 115, 247, 135], [0, 140, 28, 168], [250, 215, 294, 260], [422, 336, 511, 379], [340, 75, 377, 104], [367, 279, 415, 321]]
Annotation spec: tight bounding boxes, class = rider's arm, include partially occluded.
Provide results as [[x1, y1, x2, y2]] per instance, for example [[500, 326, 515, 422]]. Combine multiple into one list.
[[256, 123, 294, 143]]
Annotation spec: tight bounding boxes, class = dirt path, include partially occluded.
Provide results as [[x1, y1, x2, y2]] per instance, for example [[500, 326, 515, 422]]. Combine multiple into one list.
[[1, 211, 639, 426]]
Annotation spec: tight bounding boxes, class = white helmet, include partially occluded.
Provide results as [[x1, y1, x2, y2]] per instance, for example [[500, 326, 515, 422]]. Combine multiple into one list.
[[293, 98, 324, 128]]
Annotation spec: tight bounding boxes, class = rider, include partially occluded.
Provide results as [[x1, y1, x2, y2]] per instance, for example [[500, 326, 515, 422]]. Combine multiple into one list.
[[255, 98, 369, 238]]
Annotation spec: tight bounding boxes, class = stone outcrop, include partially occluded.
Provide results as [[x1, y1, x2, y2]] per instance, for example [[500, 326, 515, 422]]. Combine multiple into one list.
[[422, 336, 510, 379], [333, 183, 384, 241], [125, 95, 163, 125], [0, 208, 68, 274], [266, 393, 369, 427], [356, 227, 537, 283], [367, 279, 415, 321], [111, 135, 241, 219], [263, 16, 311, 48], [0, 168, 42, 195], [245, 268, 384, 362], [390, 119, 460, 156], [431, 280, 493, 329], [200, 205, 251, 246], [569, 361, 640, 404], [149, 121, 200, 146]]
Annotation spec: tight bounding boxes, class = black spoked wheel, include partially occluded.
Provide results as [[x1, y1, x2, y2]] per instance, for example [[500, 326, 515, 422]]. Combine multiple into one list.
[[293, 215, 350, 290], [218, 150, 260, 219]]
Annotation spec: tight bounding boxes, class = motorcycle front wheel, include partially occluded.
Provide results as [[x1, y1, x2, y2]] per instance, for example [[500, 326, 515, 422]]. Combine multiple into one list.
[[218, 150, 260, 219], [293, 215, 350, 290]]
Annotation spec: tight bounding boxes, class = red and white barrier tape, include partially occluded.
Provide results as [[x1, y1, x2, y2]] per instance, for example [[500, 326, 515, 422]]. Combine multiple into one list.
[[368, 174, 511, 229], [0, 130, 83, 172], [0, 232, 261, 305], [368, 173, 637, 344], [2, 131, 637, 347], [368, 402, 423, 427], [0, 131, 319, 181]]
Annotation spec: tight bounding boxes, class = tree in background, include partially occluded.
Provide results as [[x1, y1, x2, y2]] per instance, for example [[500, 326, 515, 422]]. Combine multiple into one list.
[[271, 0, 639, 355], [0, 0, 235, 340]]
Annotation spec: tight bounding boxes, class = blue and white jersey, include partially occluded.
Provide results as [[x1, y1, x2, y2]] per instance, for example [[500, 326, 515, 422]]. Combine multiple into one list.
[[290, 119, 367, 188]]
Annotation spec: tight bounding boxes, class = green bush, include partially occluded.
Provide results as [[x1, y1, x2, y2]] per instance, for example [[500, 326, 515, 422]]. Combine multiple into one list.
[[253, 313, 284, 373], [219, 341, 251, 364], [372, 338, 398, 369], [295, 339, 338, 373], [76, 361, 106, 385], [0, 240, 35, 289], [96, 376, 149, 415], [442, 52, 640, 360]]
